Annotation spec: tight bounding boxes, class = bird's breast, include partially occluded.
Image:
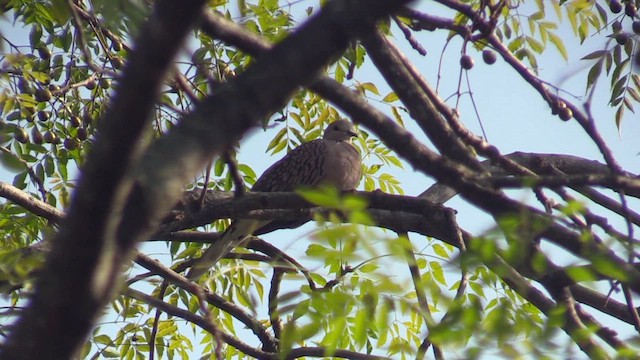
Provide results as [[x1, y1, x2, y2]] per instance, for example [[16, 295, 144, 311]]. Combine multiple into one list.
[[321, 142, 361, 191]]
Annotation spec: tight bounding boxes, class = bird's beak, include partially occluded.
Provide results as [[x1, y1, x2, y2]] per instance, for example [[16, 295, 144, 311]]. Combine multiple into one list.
[[348, 130, 358, 138]]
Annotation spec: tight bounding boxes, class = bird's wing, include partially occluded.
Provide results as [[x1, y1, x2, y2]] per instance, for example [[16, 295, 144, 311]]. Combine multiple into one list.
[[188, 137, 361, 280], [187, 140, 327, 280], [186, 218, 267, 280], [252, 139, 327, 191]]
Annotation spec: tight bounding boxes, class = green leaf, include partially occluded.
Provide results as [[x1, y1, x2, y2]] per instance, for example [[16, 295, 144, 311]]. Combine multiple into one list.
[[525, 36, 544, 53], [433, 244, 448, 258], [391, 106, 404, 127], [429, 261, 446, 285], [238, 164, 256, 179], [586, 59, 602, 90], [615, 105, 624, 128], [469, 281, 486, 299], [1, 152, 25, 172], [628, 86, 640, 102], [297, 187, 340, 208], [358, 263, 379, 273], [213, 157, 224, 177], [508, 36, 524, 52], [548, 32, 568, 60], [306, 244, 328, 257], [29, 24, 42, 49], [581, 50, 608, 60], [382, 92, 398, 103], [94, 334, 113, 345], [530, 11, 544, 21], [611, 75, 628, 102]]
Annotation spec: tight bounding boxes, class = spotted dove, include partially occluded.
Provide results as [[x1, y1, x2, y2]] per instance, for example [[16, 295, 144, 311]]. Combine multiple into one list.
[[187, 120, 361, 280]]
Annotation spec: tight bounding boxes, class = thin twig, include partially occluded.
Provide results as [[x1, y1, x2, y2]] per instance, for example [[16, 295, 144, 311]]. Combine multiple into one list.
[[399, 232, 443, 360], [268, 268, 285, 339], [148, 281, 169, 360], [224, 151, 246, 197], [392, 16, 427, 56]]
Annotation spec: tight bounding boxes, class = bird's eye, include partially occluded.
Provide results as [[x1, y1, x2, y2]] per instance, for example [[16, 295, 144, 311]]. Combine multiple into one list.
[[333, 125, 339, 130]]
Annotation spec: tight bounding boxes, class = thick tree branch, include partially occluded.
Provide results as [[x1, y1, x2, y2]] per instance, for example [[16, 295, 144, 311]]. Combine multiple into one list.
[[304, 56, 640, 296], [1, 1, 410, 358], [546, 286, 609, 358], [0, 182, 64, 223], [0, 1, 207, 358], [5, 178, 640, 339], [363, 29, 481, 170]]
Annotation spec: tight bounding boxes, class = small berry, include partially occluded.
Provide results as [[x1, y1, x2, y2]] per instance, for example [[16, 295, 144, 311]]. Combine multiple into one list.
[[112, 40, 123, 52], [70, 116, 82, 128], [99, 78, 111, 89], [14, 128, 28, 143], [37, 46, 51, 60], [35, 88, 52, 102], [17, 78, 32, 94], [77, 128, 88, 141], [625, 2, 637, 17], [31, 128, 43, 144], [613, 20, 623, 33], [43, 130, 57, 144], [85, 79, 97, 90], [111, 57, 124, 69], [615, 32, 630, 45], [559, 107, 573, 121], [37, 111, 50, 122], [64, 138, 79, 150], [610, 0, 623, 13], [460, 54, 474, 70], [482, 50, 497, 65], [83, 113, 93, 126]]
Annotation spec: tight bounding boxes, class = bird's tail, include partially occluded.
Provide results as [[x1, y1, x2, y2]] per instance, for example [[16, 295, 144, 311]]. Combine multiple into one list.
[[186, 219, 263, 280]]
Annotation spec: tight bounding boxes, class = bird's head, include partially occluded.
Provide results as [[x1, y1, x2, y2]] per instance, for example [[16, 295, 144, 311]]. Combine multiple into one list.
[[323, 119, 358, 141]]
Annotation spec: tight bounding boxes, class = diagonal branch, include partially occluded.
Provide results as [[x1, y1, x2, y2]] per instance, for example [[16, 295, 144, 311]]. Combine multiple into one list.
[[1, 1, 207, 358], [1, 1, 410, 358], [125, 288, 273, 358]]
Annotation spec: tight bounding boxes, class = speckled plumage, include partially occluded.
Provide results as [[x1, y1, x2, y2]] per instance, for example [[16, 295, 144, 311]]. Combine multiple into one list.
[[187, 120, 361, 280], [253, 139, 360, 192]]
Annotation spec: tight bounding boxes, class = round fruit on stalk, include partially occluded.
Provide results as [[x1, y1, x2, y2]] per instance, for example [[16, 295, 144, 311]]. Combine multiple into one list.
[[626, 2, 637, 17], [112, 40, 123, 52], [43, 130, 57, 144], [482, 50, 497, 64], [460, 55, 474, 70], [613, 20, 622, 33], [76, 128, 88, 141], [64, 138, 79, 150], [31, 127, 43, 144], [111, 57, 124, 69], [37, 46, 51, 60], [14, 128, 28, 143], [610, 0, 623, 13], [85, 79, 97, 90], [559, 107, 573, 121], [615, 32, 629, 45], [70, 116, 82, 128], [99, 78, 111, 89], [37, 111, 50, 122], [35, 88, 52, 102]]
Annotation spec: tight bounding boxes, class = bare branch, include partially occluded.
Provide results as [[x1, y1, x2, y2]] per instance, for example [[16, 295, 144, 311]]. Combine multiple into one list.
[[126, 288, 274, 359], [0, 182, 64, 223]]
